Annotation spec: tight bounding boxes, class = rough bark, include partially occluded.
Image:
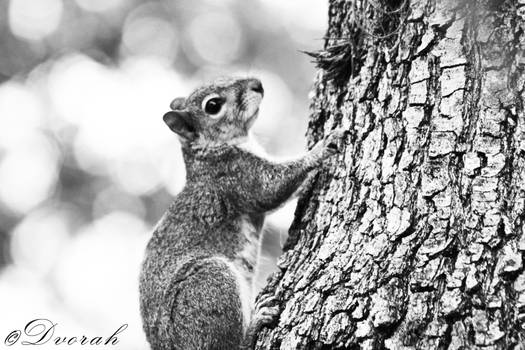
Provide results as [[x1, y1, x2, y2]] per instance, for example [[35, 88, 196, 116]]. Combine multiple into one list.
[[255, 0, 525, 349]]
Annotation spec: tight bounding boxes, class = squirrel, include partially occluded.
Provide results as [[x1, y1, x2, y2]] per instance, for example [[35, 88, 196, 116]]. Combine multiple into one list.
[[139, 77, 344, 350]]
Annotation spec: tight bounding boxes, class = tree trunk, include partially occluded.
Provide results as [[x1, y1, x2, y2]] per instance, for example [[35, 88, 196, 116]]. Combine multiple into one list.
[[255, 0, 525, 349]]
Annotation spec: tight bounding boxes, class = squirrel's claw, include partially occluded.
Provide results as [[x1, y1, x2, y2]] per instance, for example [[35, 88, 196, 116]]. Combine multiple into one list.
[[324, 127, 346, 155], [255, 305, 280, 326], [305, 127, 347, 168], [252, 295, 280, 328]]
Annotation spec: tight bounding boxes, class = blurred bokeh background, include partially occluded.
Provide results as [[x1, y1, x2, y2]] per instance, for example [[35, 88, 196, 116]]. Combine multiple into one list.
[[0, 0, 326, 348]]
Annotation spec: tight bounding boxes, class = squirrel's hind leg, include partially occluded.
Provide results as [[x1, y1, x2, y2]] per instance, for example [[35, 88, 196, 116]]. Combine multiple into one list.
[[168, 258, 245, 350], [241, 295, 280, 349]]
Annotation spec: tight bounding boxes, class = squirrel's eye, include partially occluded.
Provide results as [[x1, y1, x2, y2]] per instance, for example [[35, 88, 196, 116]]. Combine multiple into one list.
[[201, 94, 224, 116], [204, 98, 222, 114], [201, 94, 226, 119]]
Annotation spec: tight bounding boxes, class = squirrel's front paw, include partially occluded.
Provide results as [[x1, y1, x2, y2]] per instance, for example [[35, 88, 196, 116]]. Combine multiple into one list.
[[306, 127, 346, 168], [314, 127, 346, 158], [323, 127, 346, 156]]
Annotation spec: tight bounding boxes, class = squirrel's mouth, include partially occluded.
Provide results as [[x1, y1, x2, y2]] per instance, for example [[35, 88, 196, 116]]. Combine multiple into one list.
[[242, 91, 262, 128], [245, 107, 259, 129]]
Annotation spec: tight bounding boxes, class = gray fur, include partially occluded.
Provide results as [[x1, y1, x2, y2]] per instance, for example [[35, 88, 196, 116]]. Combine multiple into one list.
[[139, 77, 342, 350]]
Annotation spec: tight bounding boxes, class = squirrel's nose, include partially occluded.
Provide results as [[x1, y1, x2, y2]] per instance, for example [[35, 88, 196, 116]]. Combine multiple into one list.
[[247, 79, 264, 96]]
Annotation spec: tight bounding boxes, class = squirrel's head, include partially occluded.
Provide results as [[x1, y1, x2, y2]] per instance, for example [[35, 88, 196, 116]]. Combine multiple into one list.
[[163, 77, 264, 149]]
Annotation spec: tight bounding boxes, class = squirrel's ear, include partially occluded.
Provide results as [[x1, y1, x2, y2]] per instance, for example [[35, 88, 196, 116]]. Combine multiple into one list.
[[163, 111, 196, 141], [170, 97, 186, 110]]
